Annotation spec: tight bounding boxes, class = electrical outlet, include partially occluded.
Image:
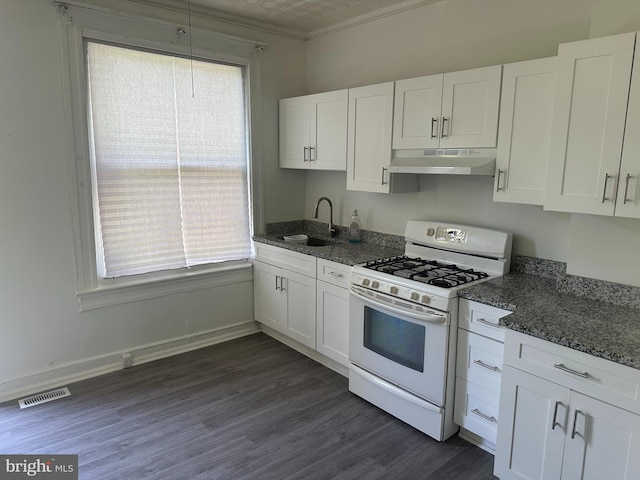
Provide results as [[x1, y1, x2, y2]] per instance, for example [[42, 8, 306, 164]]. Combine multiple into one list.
[[122, 352, 133, 369]]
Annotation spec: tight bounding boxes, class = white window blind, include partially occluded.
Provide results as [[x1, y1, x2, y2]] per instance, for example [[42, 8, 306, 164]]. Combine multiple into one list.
[[86, 41, 251, 279]]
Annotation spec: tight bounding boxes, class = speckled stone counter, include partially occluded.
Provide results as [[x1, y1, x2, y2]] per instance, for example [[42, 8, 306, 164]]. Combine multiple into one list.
[[253, 220, 405, 266], [459, 256, 640, 370]]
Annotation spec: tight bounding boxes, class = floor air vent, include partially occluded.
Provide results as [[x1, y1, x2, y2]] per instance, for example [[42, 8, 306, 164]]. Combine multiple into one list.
[[18, 387, 71, 409]]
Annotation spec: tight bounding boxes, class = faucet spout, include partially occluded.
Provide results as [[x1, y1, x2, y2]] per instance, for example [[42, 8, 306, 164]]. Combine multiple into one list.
[[312, 196, 336, 237]]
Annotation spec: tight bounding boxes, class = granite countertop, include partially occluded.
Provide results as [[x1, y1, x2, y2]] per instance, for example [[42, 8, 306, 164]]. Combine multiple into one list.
[[458, 258, 640, 370], [253, 220, 404, 266]]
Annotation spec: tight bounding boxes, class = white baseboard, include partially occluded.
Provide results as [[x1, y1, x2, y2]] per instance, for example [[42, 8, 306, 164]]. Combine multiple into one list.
[[259, 325, 349, 378], [0, 320, 259, 404]]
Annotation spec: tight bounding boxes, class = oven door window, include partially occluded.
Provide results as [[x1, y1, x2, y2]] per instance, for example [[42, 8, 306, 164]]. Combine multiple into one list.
[[363, 306, 425, 372]]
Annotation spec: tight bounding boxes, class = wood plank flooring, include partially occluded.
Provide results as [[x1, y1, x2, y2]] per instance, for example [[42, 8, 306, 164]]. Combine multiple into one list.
[[0, 333, 497, 479]]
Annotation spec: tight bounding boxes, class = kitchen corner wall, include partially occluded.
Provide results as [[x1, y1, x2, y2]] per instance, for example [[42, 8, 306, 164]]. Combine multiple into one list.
[[303, 0, 640, 286]]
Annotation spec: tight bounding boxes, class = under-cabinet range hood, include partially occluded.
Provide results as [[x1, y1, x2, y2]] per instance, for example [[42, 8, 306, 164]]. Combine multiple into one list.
[[388, 148, 497, 175]]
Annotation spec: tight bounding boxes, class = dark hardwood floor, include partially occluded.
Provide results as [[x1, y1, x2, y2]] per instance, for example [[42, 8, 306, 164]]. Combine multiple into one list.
[[0, 333, 497, 479]]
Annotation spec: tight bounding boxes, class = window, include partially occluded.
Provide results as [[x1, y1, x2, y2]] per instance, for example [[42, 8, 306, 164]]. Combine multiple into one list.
[[56, 2, 266, 310], [86, 42, 251, 279]]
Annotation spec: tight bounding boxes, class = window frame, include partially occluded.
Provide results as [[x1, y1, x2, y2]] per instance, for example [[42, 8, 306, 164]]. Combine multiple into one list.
[[56, 1, 266, 311]]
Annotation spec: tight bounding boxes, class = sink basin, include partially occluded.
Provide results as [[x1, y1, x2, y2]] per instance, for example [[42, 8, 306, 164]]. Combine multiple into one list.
[[280, 235, 334, 247], [306, 237, 333, 247]]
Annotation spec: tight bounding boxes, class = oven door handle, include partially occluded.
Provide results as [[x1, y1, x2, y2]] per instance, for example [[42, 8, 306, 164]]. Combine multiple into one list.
[[350, 286, 449, 325]]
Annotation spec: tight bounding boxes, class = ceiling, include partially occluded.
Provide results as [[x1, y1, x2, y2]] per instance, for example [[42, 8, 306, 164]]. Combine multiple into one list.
[[138, 0, 436, 38]]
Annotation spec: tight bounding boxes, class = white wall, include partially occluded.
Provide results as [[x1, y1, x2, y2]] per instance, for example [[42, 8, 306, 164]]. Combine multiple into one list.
[[0, 0, 306, 400], [303, 0, 640, 285]]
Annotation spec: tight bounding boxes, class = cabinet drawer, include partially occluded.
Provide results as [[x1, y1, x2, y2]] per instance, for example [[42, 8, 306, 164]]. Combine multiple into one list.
[[316, 259, 351, 288], [253, 242, 316, 278], [458, 298, 509, 342], [504, 330, 640, 414], [457, 329, 504, 393], [454, 377, 500, 444]]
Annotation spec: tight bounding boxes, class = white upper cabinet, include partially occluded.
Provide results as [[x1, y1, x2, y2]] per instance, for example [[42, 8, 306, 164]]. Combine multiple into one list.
[[494, 57, 557, 205], [279, 89, 348, 171], [617, 36, 640, 218], [393, 65, 502, 149], [347, 82, 418, 193], [545, 32, 636, 216]]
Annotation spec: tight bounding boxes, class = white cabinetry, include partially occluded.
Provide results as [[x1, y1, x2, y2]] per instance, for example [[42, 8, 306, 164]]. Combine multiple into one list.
[[253, 243, 316, 348], [494, 330, 640, 480], [279, 89, 348, 171], [393, 66, 502, 149], [494, 57, 557, 205], [454, 299, 510, 452], [347, 82, 418, 193], [545, 32, 639, 216], [316, 259, 351, 367]]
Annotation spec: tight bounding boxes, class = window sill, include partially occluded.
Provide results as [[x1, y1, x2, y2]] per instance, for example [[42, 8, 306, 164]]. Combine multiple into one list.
[[76, 262, 253, 312]]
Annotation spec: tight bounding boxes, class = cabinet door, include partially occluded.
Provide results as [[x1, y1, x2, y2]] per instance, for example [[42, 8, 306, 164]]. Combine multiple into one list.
[[309, 90, 348, 171], [494, 365, 567, 480], [279, 95, 310, 169], [254, 261, 285, 330], [545, 33, 635, 215], [392, 75, 443, 149], [440, 65, 502, 148], [347, 82, 395, 193], [316, 280, 349, 366], [494, 57, 557, 205], [283, 269, 316, 349], [561, 391, 640, 480], [616, 36, 640, 218]]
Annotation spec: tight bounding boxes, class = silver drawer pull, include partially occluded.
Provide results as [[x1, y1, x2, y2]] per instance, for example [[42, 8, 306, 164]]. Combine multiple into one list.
[[328, 271, 344, 278], [552, 401, 564, 430], [473, 359, 499, 372], [553, 363, 589, 378], [471, 408, 496, 423], [475, 317, 500, 328]]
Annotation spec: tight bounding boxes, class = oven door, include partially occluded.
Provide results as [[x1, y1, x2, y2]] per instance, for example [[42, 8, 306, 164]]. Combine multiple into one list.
[[349, 285, 450, 406]]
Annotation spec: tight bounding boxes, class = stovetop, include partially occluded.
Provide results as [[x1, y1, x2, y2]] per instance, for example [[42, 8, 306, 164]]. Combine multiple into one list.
[[362, 255, 489, 289]]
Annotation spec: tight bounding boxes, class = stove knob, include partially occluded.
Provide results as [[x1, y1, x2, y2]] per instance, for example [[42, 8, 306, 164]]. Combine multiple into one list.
[[421, 295, 431, 304], [390, 286, 399, 295], [371, 281, 380, 289], [410, 292, 420, 301], [362, 279, 370, 286]]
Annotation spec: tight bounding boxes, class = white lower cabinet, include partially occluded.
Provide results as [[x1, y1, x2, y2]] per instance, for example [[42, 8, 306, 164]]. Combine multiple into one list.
[[494, 330, 640, 480], [253, 245, 317, 349], [254, 245, 351, 368], [455, 299, 509, 452]]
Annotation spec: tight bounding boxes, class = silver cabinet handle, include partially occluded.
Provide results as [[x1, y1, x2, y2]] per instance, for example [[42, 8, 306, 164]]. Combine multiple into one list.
[[441, 117, 449, 138], [473, 359, 499, 372], [496, 169, 504, 192], [552, 401, 564, 430], [553, 363, 589, 378], [601, 173, 612, 203], [430, 117, 438, 139], [571, 409, 585, 439], [275, 275, 280, 291], [623, 173, 632, 205], [471, 408, 497, 423], [381, 167, 388, 186], [309, 146, 315, 162], [475, 317, 500, 329], [303, 146, 309, 162], [328, 271, 344, 278]]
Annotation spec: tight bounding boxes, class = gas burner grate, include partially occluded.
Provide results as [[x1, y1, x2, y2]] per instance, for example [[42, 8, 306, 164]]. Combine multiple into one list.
[[363, 255, 489, 288]]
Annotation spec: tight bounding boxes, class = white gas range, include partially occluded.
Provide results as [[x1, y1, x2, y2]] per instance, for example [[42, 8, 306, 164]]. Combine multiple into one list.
[[348, 220, 512, 441]]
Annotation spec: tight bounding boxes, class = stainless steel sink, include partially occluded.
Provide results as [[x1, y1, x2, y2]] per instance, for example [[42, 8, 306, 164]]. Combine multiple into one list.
[[306, 237, 333, 247]]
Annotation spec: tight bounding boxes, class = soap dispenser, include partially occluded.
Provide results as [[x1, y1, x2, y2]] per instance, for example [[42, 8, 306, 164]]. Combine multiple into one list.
[[348, 209, 362, 243]]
